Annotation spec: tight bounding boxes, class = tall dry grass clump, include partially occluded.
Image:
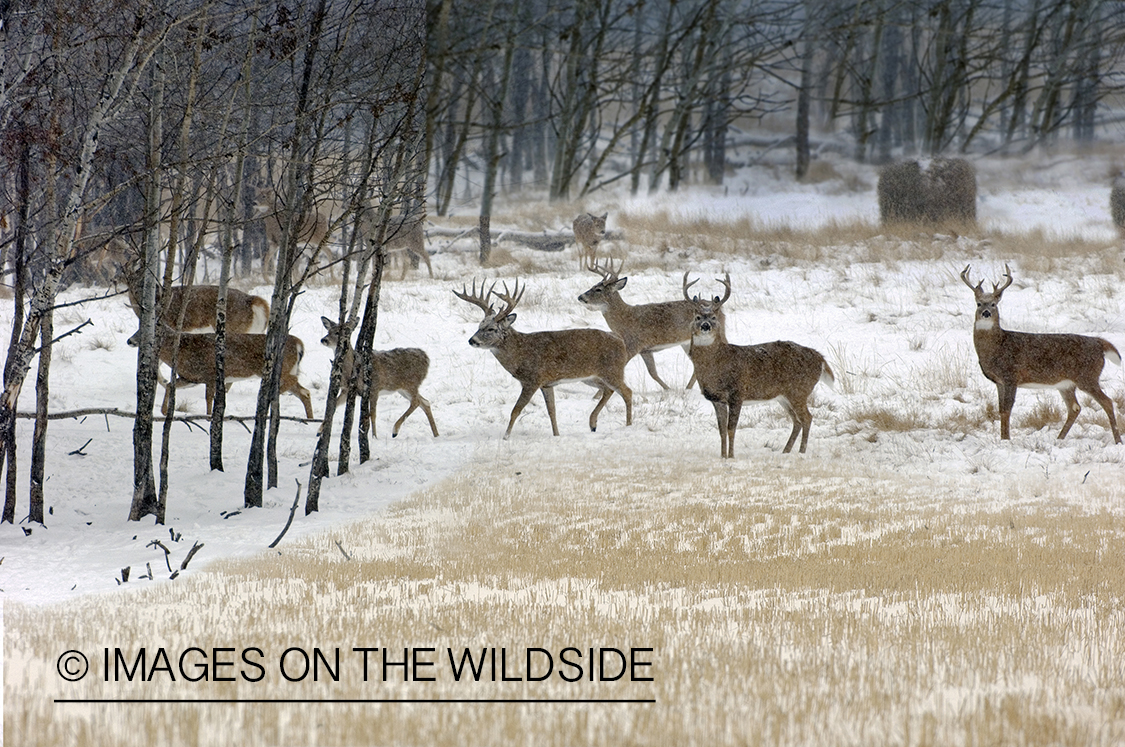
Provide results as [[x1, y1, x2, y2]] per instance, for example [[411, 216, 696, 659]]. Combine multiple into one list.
[[877, 158, 977, 228]]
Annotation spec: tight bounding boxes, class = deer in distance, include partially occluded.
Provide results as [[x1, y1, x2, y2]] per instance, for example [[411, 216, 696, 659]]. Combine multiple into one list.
[[685, 273, 835, 458], [119, 257, 269, 334], [254, 187, 335, 281], [357, 210, 433, 279], [319, 317, 438, 438], [960, 265, 1121, 444], [578, 258, 723, 390], [127, 325, 314, 419], [572, 212, 607, 269], [454, 279, 633, 439]]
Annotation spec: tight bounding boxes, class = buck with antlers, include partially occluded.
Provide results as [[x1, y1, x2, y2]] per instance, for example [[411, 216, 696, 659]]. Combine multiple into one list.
[[128, 325, 314, 419], [961, 265, 1121, 443], [119, 257, 269, 334], [454, 279, 633, 439], [319, 317, 438, 438], [685, 273, 834, 458], [578, 259, 722, 390]]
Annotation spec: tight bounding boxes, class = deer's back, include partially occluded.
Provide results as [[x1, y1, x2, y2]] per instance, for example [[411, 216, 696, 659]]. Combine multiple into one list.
[[607, 298, 718, 352], [695, 340, 826, 403], [975, 329, 1111, 386], [497, 328, 626, 382], [371, 348, 430, 390]]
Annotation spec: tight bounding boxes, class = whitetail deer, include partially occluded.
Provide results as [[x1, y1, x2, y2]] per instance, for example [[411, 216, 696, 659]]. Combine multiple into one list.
[[358, 211, 433, 279], [319, 317, 438, 438], [120, 258, 269, 334], [253, 188, 335, 281], [454, 279, 632, 438], [128, 325, 314, 419], [578, 259, 723, 389], [685, 273, 834, 458], [572, 212, 607, 269], [961, 265, 1121, 443]]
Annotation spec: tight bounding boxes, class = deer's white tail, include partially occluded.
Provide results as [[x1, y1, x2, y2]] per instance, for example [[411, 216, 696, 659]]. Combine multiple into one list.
[[819, 361, 836, 390], [1105, 340, 1122, 367]]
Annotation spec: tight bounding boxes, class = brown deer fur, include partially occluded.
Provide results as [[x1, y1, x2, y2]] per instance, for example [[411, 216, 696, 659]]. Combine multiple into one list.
[[572, 212, 607, 269], [319, 317, 438, 438], [129, 327, 313, 419], [455, 279, 632, 438], [961, 265, 1120, 443], [686, 274, 834, 458], [120, 259, 268, 334], [578, 260, 723, 390]]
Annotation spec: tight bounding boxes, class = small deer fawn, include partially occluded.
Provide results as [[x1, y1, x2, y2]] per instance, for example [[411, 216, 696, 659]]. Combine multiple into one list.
[[578, 258, 721, 389], [961, 265, 1121, 443], [572, 212, 607, 269], [685, 273, 834, 458], [454, 279, 632, 439], [128, 326, 314, 419], [319, 317, 438, 438]]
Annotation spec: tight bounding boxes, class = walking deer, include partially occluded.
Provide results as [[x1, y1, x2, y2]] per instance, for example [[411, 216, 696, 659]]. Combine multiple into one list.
[[120, 258, 269, 334], [573, 212, 607, 269], [128, 325, 314, 419], [960, 265, 1121, 443], [319, 317, 438, 438], [578, 259, 722, 389], [454, 279, 632, 439], [685, 273, 834, 458]]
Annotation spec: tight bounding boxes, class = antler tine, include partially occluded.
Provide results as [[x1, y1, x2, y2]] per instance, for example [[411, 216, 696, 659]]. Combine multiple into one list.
[[586, 257, 622, 281], [491, 278, 525, 319], [452, 278, 496, 315], [960, 264, 984, 295], [994, 263, 1013, 294], [682, 271, 700, 302], [714, 271, 732, 305]]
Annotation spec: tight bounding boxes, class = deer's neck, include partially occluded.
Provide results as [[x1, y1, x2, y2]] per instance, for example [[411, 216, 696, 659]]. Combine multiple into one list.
[[972, 322, 1007, 361]]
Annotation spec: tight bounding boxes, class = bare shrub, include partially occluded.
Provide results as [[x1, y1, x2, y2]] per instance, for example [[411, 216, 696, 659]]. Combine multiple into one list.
[[1110, 173, 1125, 235], [878, 158, 977, 228]]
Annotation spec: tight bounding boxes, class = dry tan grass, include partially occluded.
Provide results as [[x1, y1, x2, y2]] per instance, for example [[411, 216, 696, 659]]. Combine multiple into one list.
[[7, 457, 1124, 746]]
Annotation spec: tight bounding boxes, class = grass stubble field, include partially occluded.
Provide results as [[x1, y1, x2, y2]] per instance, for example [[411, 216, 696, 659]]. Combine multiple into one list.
[[5, 193, 1125, 746]]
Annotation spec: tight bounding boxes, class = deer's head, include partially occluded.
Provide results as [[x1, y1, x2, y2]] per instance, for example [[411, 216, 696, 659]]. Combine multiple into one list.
[[960, 264, 1012, 331]]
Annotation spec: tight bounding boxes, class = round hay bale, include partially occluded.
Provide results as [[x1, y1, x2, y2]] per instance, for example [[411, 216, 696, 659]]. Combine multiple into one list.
[[877, 160, 927, 224], [926, 158, 977, 224]]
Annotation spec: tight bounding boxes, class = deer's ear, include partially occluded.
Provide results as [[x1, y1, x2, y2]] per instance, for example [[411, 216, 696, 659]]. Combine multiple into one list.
[[501, 313, 516, 328], [612, 277, 628, 291], [321, 316, 333, 330]]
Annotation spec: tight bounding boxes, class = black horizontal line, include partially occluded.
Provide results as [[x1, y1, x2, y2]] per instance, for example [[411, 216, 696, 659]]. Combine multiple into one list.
[[54, 698, 656, 705]]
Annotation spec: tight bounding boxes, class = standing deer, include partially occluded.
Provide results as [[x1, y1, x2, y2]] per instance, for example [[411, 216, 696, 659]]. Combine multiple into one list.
[[572, 212, 607, 269], [454, 279, 633, 439], [358, 211, 433, 279], [319, 317, 438, 438], [578, 259, 722, 389], [128, 325, 314, 419], [960, 265, 1121, 443], [119, 258, 269, 334], [254, 188, 335, 281], [685, 273, 834, 458]]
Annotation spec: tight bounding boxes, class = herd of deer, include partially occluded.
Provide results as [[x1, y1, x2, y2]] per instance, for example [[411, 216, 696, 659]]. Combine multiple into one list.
[[118, 237, 1121, 456]]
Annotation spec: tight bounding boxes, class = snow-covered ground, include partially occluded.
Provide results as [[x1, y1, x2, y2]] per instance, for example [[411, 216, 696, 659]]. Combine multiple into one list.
[[2, 151, 1123, 606]]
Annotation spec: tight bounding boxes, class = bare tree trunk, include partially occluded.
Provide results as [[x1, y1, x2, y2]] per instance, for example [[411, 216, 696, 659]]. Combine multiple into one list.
[[1, 132, 30, 523], [479, 31, 514, 266], [28, 305, 50, 524], [129, 48, 165, 522]]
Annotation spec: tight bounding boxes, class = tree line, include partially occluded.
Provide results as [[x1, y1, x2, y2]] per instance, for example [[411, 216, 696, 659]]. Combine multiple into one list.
[[3, 0, 1124, 527]]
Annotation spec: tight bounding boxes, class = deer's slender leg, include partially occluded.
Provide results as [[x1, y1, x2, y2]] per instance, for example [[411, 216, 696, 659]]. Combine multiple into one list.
[[541, 386, 559, 436], [640, 351, 671, 390], [1084, 386, 1121, 444], [998, 383, 1017, 440], [505, 385, 539, 439], [1057, 386, 1081, 440], [726, 398, 743, 459]]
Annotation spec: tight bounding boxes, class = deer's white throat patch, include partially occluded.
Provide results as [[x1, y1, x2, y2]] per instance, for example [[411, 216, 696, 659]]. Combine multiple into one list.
[[975, 317, 996, 331]]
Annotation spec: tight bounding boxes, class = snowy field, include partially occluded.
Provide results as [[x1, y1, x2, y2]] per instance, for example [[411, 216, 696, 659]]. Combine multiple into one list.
[[3, 152, 1125, 745]]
